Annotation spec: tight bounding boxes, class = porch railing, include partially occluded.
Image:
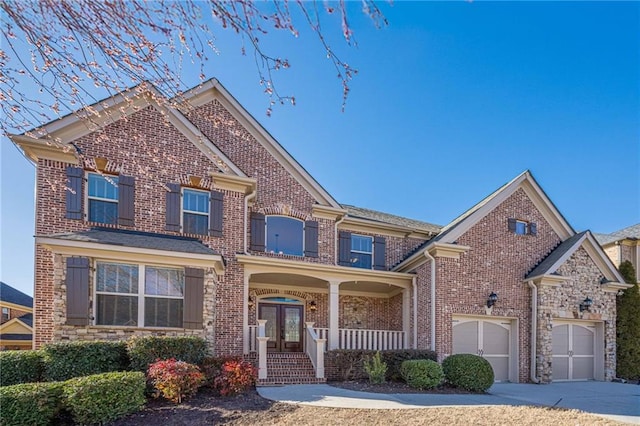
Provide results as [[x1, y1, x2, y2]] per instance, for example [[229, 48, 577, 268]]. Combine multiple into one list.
[[305, 322, 326, 378]]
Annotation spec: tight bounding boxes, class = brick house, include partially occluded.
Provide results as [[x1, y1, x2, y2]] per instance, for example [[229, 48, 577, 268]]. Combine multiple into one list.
[[595, 224, 640, 282], [10, 79, 630, 383], [0, 282, 34, 350]]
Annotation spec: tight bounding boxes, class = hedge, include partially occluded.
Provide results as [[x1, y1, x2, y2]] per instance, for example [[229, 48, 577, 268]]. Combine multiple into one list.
[[442, 353, 494, 392], [127, 336, 208, 371], [400, 359, 443, 389], [0, 350, 45, 386], [325, 349, 437, 381], [63, 371, 146, 424], [0, 382, 64, 426], [42, 340, 129, 381]]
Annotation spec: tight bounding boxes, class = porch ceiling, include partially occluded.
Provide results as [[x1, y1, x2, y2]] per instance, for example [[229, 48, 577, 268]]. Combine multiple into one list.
[[250, 273, 402, 295]]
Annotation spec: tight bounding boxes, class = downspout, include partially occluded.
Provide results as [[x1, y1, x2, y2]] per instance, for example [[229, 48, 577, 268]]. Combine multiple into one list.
[[527, 280, 540, 383], [424, 250, 437, 352], [412, 275, 418, 349], [334, 214, 346, 265], [243, 187, 257, 254]]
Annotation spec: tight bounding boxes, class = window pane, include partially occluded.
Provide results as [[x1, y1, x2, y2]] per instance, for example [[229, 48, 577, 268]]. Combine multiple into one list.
[[96, 294, 138, 326], [351, 252, 372, 269], [145, 267, 184, 297], [144, 298, 183, 328], [351, 235, 373, 252], [183, 189, 209, 213], [89, 199, 118, 224], [184, 213, 208, 235], [96, 263, 138, 293], [88, 174, 118, 200], [266, 216, 303, 256], [515, 221, 527, 235]]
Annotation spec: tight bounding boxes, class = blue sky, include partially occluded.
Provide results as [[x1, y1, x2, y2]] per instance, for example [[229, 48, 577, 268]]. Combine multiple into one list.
[[1, 2, 639, 296]]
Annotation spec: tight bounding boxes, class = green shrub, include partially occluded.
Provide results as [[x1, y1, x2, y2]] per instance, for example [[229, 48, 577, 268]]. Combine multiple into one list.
[[381, 350, 438, 381], [400, 359, 443, 389], [63, 371, 146, 424], [200, 355, 242, 388], [325, 349, 437, 381], [442, 354, 494, 392], [0, 382, 64, 426], [148, 358, 204, 403], [42, 340, 129, 381], [213, 359, 257, 396], [0, 350, 45, 386], [127, 336, 208, 371], [363, 351, 387, 384]]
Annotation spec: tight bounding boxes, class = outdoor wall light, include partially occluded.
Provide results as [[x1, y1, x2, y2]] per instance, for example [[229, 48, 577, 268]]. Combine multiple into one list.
[[487, 292, 498, 308], [248, 296, 255, 309], [308, 300, 317, 312], [579, 297, 593, 312]]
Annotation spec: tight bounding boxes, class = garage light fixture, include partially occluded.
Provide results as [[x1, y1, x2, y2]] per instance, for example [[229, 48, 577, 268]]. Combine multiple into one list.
[[579, 297, 592, 312], [487, 292, 498, 308]]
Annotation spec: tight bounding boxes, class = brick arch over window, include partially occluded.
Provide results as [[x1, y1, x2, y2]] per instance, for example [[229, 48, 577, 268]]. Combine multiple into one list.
[[259, 204, 310, 221], [83, 157, 122, 174]]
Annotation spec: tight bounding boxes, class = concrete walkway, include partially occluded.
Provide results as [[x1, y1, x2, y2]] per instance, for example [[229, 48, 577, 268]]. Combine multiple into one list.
[[257, 381, 640, 424]]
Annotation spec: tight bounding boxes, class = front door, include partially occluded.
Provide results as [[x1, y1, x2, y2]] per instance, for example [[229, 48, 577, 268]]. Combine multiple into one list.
[[258, 303, 304, 352]]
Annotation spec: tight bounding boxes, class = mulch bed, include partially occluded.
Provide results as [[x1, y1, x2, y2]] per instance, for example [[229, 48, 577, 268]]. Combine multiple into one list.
[[329, 380, 477, 394]]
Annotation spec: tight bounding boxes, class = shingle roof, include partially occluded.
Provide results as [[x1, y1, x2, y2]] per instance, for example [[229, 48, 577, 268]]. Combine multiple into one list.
[[44, 227, 219, 256], [526, 232, 588, 279], [594, 223, 640, 245], [341, 205, 442, 234], [17, 313, 33, 328], [0, 333, 32, 341], [0, 282, 33, 308]]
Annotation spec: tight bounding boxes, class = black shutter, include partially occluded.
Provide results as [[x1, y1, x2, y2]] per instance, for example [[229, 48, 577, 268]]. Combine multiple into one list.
[[66, 257, 90, 326], [373, 236, 386, 270], [250, 212, 265, 251], [166, 183, 181, 232], [65, 167, 84, 220], [209, 190, 223, 237], [529, 222, 537, 236], [304, 220, 319, 258], [507, 218, 517, 233], [338, 231, 352, 266], [118, 175, 135, 226], [183, 268, 204, 329]]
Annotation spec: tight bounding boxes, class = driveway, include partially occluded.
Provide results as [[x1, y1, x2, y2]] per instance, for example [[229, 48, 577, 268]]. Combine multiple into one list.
[[258, 381, 640, 424]]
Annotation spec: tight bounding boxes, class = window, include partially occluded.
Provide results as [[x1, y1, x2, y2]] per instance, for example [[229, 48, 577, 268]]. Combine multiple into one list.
[[508, 218, 537, 236], [95, 262, 184, 328], [88, 173, 119, 224], [515, 220, 527, 235], [182, 189, 209, 235], [350, 235, 373, 269], [266, 216, 304, 256], [1, 307, 9, 322]]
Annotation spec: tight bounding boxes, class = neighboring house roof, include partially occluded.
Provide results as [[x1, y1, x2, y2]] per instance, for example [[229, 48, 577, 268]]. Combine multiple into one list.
[[594, 223, 640, 245], [16, 313, 33, 328], [0, 282, 33, 309], [0, 333, 32, 341], [42, 227, 219, 256], [342, 204, 442, 234]]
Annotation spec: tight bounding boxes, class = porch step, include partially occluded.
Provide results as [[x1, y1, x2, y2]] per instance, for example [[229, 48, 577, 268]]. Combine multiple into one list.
[[248, 352, 326, 386]]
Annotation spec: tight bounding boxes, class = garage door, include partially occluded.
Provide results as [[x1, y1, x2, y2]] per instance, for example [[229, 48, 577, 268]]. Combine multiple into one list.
[[552, 322, 595, 381], [452, 317, 513, 382]]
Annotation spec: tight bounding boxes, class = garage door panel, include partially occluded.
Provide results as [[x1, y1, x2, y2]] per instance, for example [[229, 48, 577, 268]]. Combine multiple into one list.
[[572, 357, 594, 380], [552, 325, 569, 354], [553, 356, 569, 380], [552, 322, 596, 381], [485, 356, 509, 382], [453, 321, 478, 355], [483, 322, 509, 355], [572, 326, 594, 356]]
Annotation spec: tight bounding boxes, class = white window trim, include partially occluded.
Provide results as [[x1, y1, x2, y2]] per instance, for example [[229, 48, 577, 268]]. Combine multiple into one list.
[[93, 260, 184, 328], [350, 234, 374, 268], [265, 215, 305, 256], [85, 172, 119, 222], [181, 187, 210, 234]]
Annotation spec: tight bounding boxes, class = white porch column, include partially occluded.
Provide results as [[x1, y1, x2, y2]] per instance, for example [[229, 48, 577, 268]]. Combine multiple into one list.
[[257, 336, 269, 380], [402, 288, 410, 349], [328, 280, 341, 350], [242, 273, 250, 354]]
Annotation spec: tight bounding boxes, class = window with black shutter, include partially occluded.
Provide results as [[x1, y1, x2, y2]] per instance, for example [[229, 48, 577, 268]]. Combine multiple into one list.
[[166, 184, 224, 237]]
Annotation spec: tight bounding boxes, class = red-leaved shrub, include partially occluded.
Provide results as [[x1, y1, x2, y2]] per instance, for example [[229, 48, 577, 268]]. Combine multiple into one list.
[[147, 358, 204, 403], [199, 355, 242, 388], [213, 360, 257, 396]]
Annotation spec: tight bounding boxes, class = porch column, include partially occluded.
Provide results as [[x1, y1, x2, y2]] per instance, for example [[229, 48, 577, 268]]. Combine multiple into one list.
[[328, 280, 341, 350], [242, 272, 250, 354], [402, 288, 410, 349]]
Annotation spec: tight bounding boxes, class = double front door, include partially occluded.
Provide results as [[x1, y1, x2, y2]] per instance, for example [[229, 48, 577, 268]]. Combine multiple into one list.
[[259, 303, 304, 352]]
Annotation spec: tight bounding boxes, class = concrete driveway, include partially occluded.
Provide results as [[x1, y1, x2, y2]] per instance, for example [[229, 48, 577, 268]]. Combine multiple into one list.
[[258, 381, 640, 424]]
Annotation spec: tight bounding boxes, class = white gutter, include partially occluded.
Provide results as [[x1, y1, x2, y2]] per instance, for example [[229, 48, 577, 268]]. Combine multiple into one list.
[[243, 187, 257, 254], [424, 250, 437, 352], [412, 275, 418, 349], [527, 280, 540, 383]]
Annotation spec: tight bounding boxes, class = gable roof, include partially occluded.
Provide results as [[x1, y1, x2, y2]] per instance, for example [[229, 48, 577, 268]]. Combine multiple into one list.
[[594, 223, 640, 245], [0, 282, 33, 309], [394, 170, 576, 272], [342, 204, 442, 234], [9, 82, 246, 177], [16, 313, 33, 328], [526, 231, 627, 285], [178, 78, 341, 208]]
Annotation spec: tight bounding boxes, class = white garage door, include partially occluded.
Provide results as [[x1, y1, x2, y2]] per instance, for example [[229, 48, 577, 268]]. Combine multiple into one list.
[[452, 317, 513, 382], [552, 322, 595, 381]]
